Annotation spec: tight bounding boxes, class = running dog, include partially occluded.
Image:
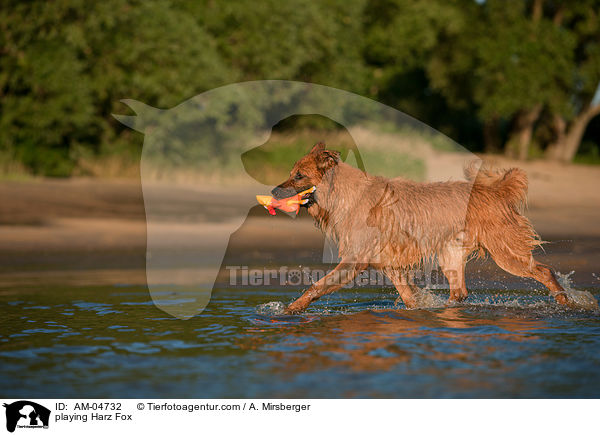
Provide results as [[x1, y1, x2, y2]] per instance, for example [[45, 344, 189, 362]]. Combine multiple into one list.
[[272, 142, 571, 314]]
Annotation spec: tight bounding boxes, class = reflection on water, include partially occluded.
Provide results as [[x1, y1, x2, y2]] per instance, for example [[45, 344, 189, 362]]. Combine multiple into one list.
[[1, 285, 599, 398]]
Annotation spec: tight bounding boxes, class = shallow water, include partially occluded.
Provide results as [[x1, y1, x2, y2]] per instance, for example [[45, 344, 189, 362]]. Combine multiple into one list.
[[1, 283, 599, 398]]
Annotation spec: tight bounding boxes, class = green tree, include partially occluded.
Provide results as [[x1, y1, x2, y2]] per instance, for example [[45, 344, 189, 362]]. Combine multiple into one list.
[[362, 0, 464, 98], [544, 1, 600, 162], [0, 1, 95, 175], [196, 0, 370, 93], [0, 0, 232, 175], [2, 0, 599, 174], [428, 0, 576, 160]]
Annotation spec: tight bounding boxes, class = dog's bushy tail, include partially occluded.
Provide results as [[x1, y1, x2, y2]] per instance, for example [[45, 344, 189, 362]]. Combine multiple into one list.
[[465, 162, 541, 267], [464, 162, 528, 211]]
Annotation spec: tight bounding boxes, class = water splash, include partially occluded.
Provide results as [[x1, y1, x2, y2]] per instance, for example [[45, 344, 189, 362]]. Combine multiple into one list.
[[256, 301, 287, 316], [412, 288, 447, 309], [556, 271, 599, 311]]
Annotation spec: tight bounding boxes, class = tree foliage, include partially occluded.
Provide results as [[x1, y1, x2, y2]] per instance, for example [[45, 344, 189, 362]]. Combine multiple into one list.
[[1, 0, 599, 175]]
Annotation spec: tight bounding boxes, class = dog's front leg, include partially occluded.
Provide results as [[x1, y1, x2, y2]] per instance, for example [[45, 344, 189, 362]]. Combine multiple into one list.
[[285, 261, 367, 314]]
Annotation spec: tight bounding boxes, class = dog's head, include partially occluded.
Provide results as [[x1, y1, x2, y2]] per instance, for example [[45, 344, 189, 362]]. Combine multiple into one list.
[[271, 142, 340, 207]]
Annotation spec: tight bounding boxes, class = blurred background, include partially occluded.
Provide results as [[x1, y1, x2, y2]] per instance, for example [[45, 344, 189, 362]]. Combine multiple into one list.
[[2, 0, 600, 178], [1, 0, 599, 287]]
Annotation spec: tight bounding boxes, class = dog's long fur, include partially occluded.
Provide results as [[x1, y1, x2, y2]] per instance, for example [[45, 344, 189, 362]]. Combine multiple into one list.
[[273, 143, 569, 313]]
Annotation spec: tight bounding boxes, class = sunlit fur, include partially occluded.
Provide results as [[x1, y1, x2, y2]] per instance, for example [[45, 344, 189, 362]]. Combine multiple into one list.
[[276, 143, 569, 313]]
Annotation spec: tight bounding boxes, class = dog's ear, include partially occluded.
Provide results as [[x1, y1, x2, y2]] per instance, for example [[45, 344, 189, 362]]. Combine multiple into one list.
[[316, 148, 341, 171], [310, 142, 340, 170], [310, 142, 326, 154]]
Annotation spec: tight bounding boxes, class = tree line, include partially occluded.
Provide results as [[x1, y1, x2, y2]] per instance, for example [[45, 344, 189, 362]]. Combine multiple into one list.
[[1, 0, 599, 176]]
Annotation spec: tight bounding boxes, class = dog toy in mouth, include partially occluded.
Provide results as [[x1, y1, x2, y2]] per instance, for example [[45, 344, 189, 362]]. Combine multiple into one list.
[[256, 186, 316, 215]]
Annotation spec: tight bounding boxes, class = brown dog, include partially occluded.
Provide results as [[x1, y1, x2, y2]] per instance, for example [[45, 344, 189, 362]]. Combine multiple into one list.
[[272, 142, 570, 314]]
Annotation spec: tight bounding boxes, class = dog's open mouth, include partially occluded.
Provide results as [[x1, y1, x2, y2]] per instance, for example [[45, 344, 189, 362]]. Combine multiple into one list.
[[300, 186, 316, 207]]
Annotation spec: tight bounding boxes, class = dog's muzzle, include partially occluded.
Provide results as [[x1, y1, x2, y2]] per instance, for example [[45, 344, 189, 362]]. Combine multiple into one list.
[[271, 185, 316, 207], [271, 186, 297, 199]]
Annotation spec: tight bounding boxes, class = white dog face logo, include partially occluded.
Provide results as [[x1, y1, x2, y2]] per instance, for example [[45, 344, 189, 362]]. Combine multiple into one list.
[[18, 405, 36, 425]]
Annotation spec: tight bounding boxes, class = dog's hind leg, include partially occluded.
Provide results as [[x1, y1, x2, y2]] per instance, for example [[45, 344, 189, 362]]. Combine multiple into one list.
[[285, 261, 367, 314], [488, 249, 569, 306], [438, 239, 470, 303], [384, 268, 417, 309], [481, 224, 570, 306]]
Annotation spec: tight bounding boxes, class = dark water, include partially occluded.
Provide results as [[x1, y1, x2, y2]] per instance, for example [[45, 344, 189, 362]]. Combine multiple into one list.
[[1, 283, 599, 398]]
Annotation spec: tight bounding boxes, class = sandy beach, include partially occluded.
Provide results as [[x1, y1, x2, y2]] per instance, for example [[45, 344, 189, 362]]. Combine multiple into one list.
[[1, 156, 599, 289]]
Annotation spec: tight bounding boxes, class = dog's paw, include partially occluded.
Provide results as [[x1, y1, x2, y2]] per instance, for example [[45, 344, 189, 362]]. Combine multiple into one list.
[[560, 290, 599, 311], [285, 299, 310, 315]]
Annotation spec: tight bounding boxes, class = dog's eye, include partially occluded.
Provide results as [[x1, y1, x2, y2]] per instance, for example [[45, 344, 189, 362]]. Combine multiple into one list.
[[294, 173, 305, 180]]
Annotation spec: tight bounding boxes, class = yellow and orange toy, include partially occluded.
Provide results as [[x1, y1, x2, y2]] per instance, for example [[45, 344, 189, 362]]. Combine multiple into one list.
[[256, 186, 316, 216]]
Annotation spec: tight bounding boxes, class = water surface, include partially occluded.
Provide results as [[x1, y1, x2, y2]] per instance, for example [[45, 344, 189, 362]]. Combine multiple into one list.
[[1, 284, 599, 398]]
